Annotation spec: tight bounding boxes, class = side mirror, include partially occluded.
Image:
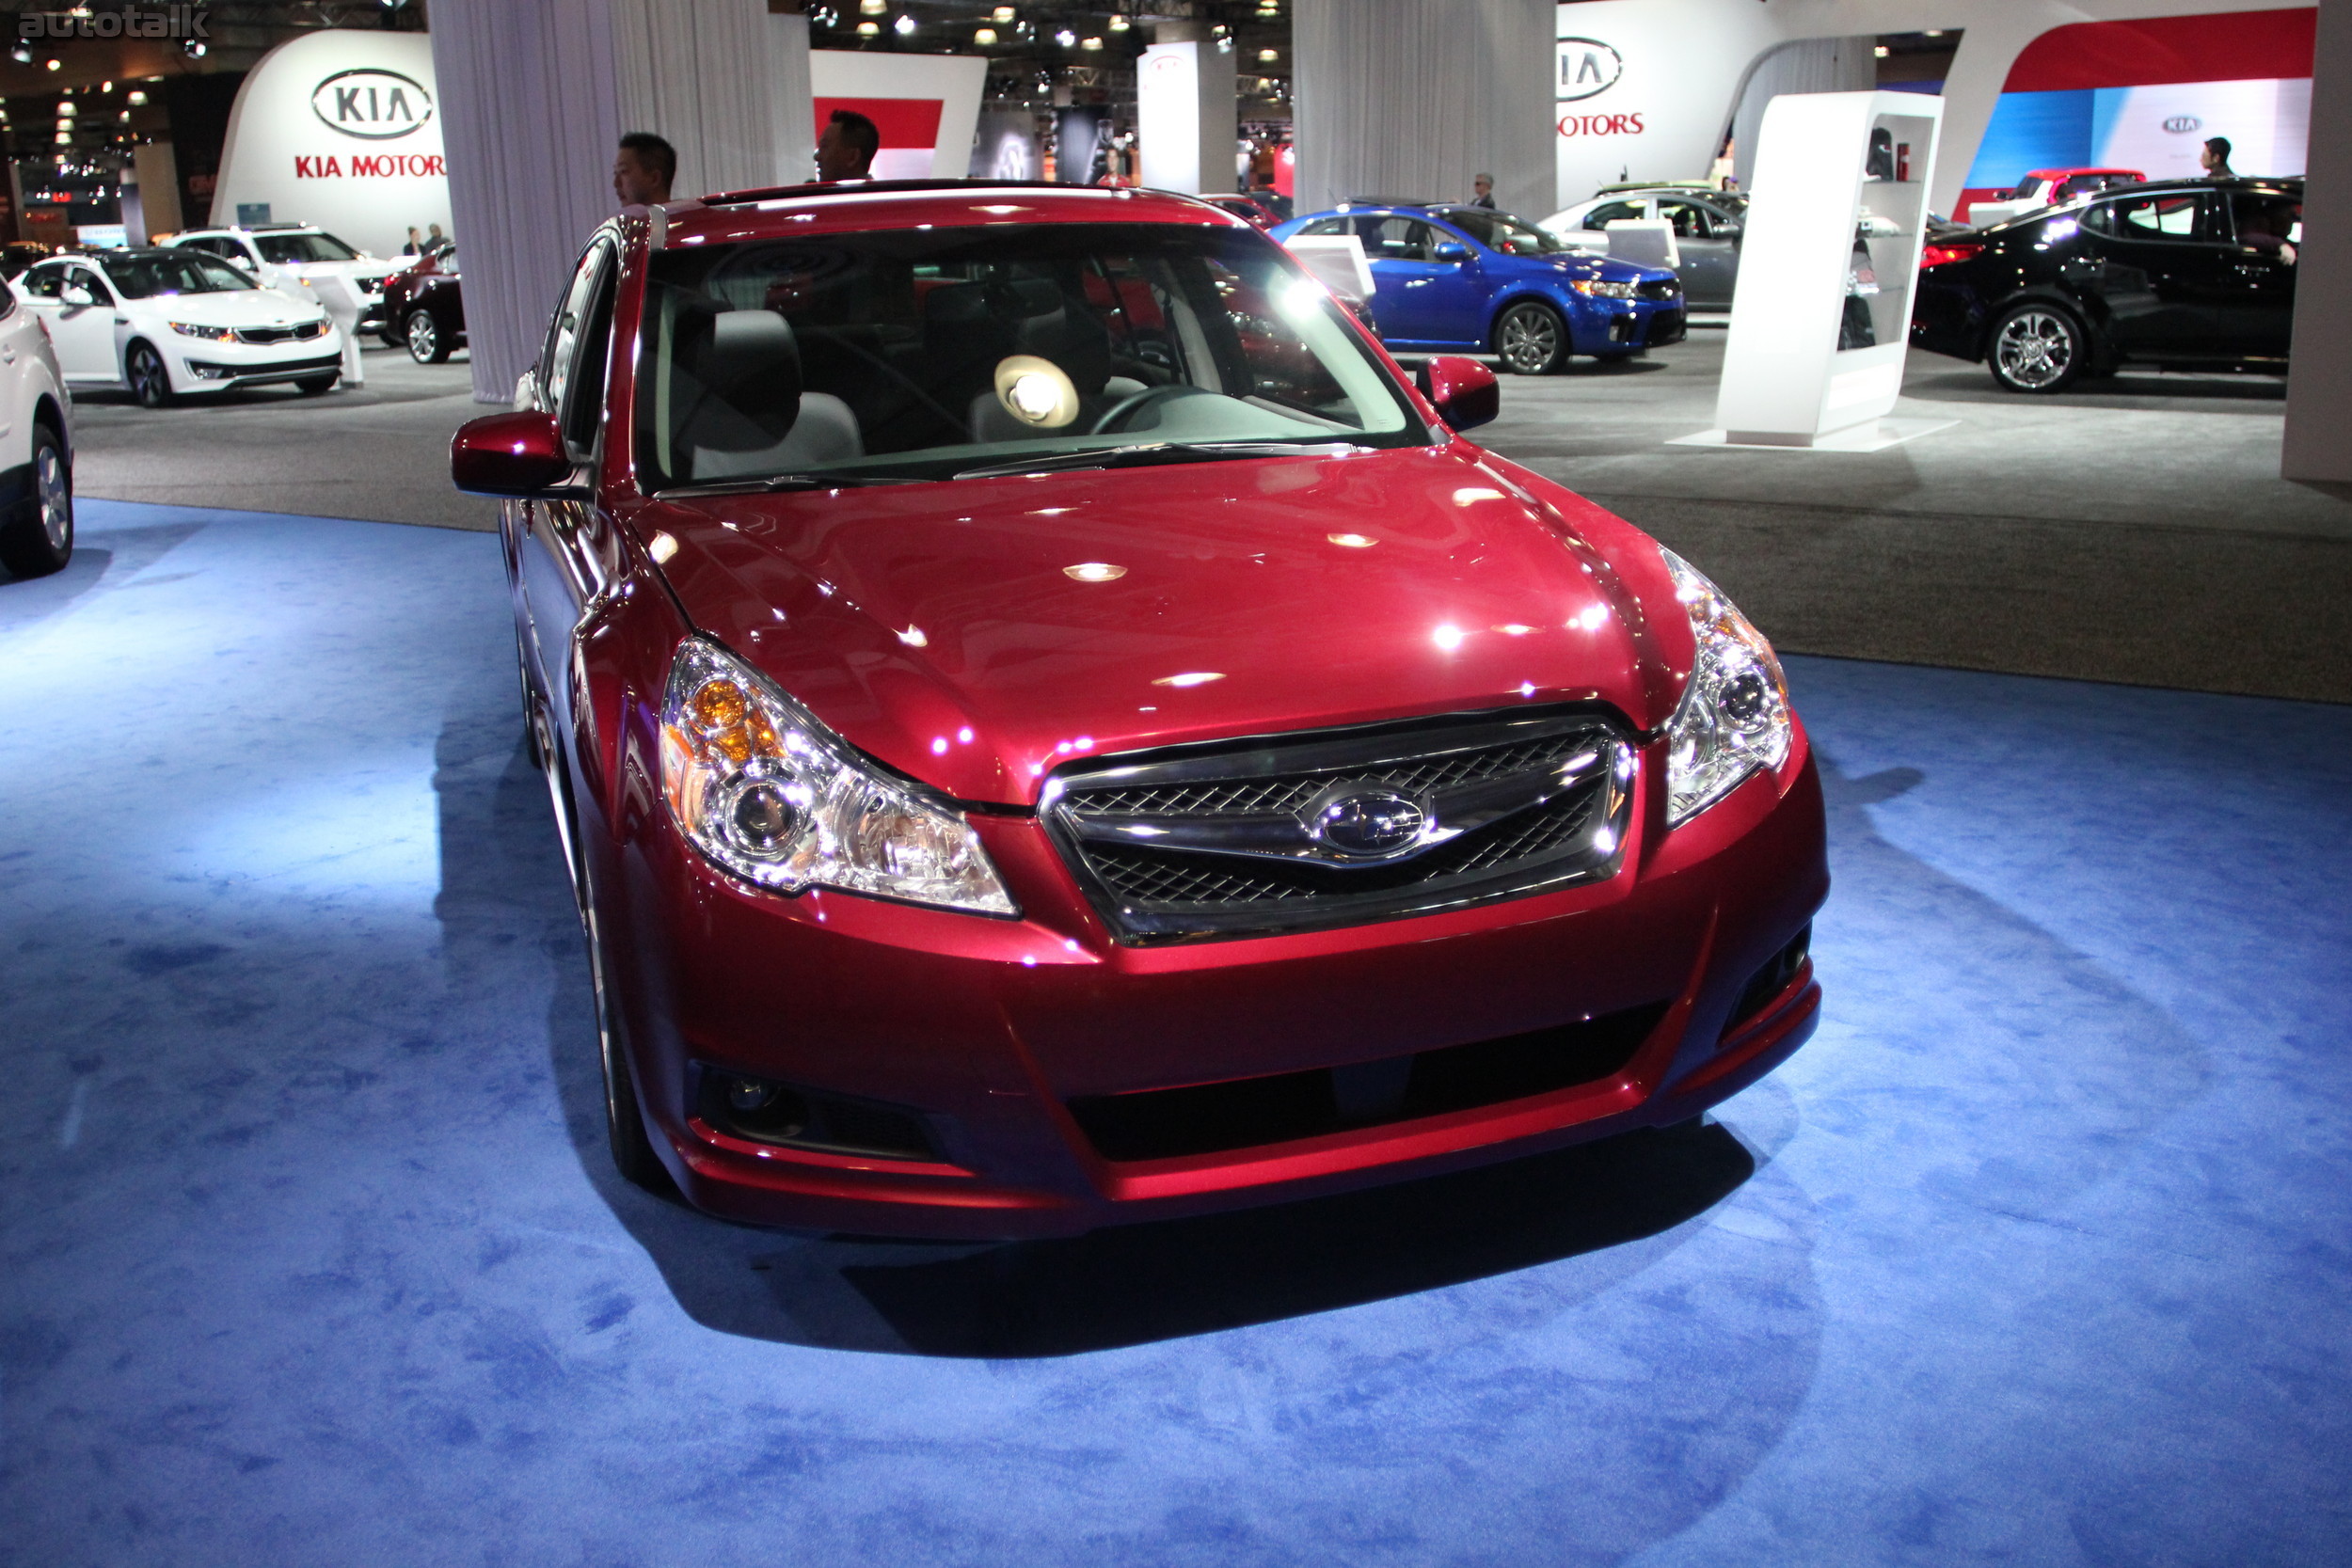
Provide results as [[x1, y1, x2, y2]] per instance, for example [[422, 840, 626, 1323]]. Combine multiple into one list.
[[452, 410, 574, 496], [60, 283, 95, 308], [1417, 355, 1499, 434], [1718, 219, 1742, 242], [1431, 241, 1470, 263]]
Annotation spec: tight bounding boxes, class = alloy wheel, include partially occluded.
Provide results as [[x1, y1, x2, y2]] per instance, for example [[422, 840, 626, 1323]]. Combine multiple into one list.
[[406, 310, 439, 363], [127, 344, 172, 407], [1497, 305, 1564, 374], [1994, 309, 2077, 391], [35, 436, 70, 554]]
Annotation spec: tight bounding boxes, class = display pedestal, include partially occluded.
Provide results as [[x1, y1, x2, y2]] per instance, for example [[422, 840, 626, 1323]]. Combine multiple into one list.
[[1668, 418, 1956, 453]]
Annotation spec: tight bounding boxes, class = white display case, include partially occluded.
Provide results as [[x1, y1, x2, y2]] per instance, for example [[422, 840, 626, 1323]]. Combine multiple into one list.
[[1693, 90, 1947, 451]]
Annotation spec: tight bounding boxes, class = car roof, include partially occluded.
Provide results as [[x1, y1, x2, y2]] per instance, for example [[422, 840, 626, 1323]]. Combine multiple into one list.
[[669, 180, 1247, 245], [2023, 167, 2142, 181]]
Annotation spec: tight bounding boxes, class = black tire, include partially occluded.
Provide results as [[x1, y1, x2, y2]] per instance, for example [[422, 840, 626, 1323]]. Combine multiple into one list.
[[124, 341, 175, 407], [405, 308, 450, 364], [533, 695, 672, 1195], [1987, 303, 2086, 393], [0, 421, 71, 578], [1494, 301, 1568, 374], [295, 373, 339, 395]]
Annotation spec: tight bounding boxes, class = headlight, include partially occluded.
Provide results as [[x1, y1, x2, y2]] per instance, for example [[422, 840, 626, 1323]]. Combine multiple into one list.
[[168, 321, 235, 341], [659, 639, 1017, 916], [1571, 278, 1639, 298], [1661, 548, 1792, 825]]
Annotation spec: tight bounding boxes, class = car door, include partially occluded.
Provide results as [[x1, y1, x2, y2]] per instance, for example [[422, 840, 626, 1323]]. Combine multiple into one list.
[[513, 238, 623, 784], [2077, 190, 2233, 359], [31, 262, 123, 382], [1358, 216, 1465, 347], [1659, 198, 1737, 309], [2215, 187, 2299, 361]]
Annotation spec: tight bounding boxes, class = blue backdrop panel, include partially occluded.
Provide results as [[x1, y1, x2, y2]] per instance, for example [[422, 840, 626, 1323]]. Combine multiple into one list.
[[3, 502, 2349, 1566], [1963, 87, 2096, 187]]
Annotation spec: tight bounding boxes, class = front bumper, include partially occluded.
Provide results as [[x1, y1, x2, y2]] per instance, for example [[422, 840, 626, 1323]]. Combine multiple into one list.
[[1572, 293, 1685, 354], [610, 730, 1828, 1240], [169, 328, 342, 388]]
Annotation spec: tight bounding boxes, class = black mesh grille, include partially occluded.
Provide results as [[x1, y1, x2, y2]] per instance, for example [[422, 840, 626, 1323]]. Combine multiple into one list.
[[1637, 278, 1682, 301], [1646, 309, 1686, 344], [1045, 709, 1634, 942]]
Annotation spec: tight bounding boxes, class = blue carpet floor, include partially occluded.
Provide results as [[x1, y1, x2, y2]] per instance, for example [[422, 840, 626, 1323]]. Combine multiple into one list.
[[3, 500, 2348, 1567]]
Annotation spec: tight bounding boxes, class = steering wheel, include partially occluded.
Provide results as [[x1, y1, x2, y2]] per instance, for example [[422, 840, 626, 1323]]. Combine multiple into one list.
[[1089, 383, 1200, 435]]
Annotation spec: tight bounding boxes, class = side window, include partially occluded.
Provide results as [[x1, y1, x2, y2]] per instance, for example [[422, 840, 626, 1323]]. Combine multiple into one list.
[[1295, 217, 1348, 238], [1583, 199, 1642, 230], [1657, 200, 1709, 239], [2229, 191, 2302, 253], [19, 265, 64, 299], [2109, 192, 2210, 242], [560, 255, 619, 459], [69, 265, 107, 300], [537, 241, 612, 416], [1371, 217, 1430, 261]]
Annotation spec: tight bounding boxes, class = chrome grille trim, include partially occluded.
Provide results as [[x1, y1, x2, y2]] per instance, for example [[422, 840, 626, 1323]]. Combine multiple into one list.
[[1041, 707, 1636, 943]]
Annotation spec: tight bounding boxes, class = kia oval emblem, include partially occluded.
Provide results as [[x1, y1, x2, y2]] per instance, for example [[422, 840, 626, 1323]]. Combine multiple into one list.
[[311, 68, 435, 141], [1556, 38, 1623, 103], [2163, 114, 2202, 134], [1311, 790, 1427, 858]]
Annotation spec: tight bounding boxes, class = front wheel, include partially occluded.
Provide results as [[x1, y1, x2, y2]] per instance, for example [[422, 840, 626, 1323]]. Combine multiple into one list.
[[405, 308, 449, 364], [125, 341, 175, 408], [295, 373, 339, 395], [0, 422, 72, 578], [1988, 304, 2086, 393], [1494, 302, 1567, 375]]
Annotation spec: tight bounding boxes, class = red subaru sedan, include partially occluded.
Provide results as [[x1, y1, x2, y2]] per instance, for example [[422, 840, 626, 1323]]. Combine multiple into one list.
[[453, 181, 1826, 1239]]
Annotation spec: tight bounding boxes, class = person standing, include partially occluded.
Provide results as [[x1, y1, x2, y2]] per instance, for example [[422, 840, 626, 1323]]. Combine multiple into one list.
[[1469, 172, 1496, 209], [401, 226, 421, 256], [816, 109, 880, 182], [612, 133, 676, 210], [2201, 136, 2234, 178]]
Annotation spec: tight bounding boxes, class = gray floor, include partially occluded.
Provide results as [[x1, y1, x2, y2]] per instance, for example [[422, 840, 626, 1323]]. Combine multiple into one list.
[[72, 344, 501, 531], [67, 331, 2351, 702]]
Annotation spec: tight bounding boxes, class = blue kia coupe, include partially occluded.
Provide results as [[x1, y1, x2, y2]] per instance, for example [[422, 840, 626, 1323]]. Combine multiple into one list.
[[1272, 202, 1685, 373]]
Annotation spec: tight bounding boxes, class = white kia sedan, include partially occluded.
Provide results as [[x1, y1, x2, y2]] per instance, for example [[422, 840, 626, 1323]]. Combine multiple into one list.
[[15, 249, 342, 407]]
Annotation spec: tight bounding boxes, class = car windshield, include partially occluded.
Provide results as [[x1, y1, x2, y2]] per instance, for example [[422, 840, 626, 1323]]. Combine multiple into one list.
[[1443, 210, 1569, 255], [98, 251, 253, 297], [636, 220, 1426, 491], [255, 230, 359, 263]]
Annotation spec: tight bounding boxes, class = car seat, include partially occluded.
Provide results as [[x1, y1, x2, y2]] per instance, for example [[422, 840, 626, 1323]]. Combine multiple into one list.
[[666, 300, 864, 481]]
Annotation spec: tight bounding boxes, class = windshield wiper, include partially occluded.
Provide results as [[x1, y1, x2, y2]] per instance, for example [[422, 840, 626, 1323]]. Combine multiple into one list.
[[655, 471, 914, 499], [951, 439, 1363, 483]]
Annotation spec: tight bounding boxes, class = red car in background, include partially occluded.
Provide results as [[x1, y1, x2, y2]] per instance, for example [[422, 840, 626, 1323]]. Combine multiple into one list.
[[1198, 193, 1284, 231], [453, 181, 1826, 1239], [1960, 167, 2144, 227]]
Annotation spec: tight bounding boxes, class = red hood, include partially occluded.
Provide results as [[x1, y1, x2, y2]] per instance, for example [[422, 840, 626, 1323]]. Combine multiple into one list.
[[640, 444, 1692, 807]]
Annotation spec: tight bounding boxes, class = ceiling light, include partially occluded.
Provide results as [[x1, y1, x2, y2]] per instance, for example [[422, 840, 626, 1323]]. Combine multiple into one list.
[[118, 109, 128, 121], [894, 13, 914, 33], [1082, 36, 1102, 50], [1108, 14, 1129, 30], [993, 5, 1014, 20], [47, 56, 63, 69], [1055, 28, 1074, 46], [1925, 28, 1945, 37], [126, 89, 146, 105], [859, 0, 883, 11], [1257, 48, 1277, 61], [975, 26, 996, 44], [8, 44, 28, 63], [1873, 44, 1889, 57], [179, 41, 199, 57], [855, 20, 878, 35], [54, 130, 69, 143]]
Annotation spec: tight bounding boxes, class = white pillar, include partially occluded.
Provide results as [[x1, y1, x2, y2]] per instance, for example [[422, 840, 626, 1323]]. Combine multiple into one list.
[[767, 8, 816, 185], [431, 0, 793, 404], [1292, 0, 1552, 217], [1137, 37, 1237, 196], [2283, 0, 2350, 483]]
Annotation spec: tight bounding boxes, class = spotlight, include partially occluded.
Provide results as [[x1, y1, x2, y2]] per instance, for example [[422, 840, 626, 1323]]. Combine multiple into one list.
[[858, 0, 883, 11], [1055, 27, 1073, 46], [855, 19, 877, 35], [1081, 36, 1102, 50], [1258, 47, 1277, 61], [974, 26, 996, 45], [893, 12, 914, 34], [46, 56, 63, 70], [126, 89, 146, 105], [992, 5, 1013, 19], [180, 41, 202, 57]]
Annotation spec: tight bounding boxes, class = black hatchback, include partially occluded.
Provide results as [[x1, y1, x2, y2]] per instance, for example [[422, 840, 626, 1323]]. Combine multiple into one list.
[[1911, 178, 2301, 392]]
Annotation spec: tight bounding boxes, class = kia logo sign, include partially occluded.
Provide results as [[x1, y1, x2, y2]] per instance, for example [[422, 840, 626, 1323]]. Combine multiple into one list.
[[1557, 38, 1622, 103], [2162, 114, 2202, 134], [311, 68, 433, 140]]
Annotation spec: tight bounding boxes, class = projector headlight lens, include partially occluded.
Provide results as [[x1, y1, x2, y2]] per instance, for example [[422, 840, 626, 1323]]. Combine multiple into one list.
[[1661, 548, 1792, 826], [1571, 278, 1640, 298], [660, 639, 1016, 915]]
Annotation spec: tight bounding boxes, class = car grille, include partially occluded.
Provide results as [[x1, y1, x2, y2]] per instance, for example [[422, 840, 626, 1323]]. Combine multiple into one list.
[[234, 321, 328, 344], [1067, 1000, 1669, 1162], [1637, 278, 1681, 301], [1042, 708, 1636, 942], [1646, 308, 1686, 344]]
